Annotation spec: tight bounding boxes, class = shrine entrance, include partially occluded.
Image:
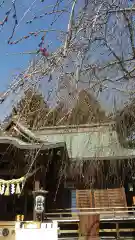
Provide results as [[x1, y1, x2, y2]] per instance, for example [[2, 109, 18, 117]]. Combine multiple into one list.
[[0, 140, 67, 221]]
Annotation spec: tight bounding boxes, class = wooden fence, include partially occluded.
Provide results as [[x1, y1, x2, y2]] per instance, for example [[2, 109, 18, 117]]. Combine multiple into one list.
[[46, 207, 135, 239]]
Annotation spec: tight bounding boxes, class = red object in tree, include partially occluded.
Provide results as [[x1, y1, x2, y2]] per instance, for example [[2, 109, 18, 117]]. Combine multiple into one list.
[[24, 74, 29, 78], [40, 48, 49, 57]]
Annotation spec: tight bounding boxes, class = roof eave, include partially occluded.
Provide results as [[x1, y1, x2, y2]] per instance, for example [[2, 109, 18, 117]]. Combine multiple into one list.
[[0, 137, 66, 150]]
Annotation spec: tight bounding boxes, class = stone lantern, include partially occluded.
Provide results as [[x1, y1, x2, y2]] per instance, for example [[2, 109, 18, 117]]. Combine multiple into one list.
[[33, 189, 48, 221]]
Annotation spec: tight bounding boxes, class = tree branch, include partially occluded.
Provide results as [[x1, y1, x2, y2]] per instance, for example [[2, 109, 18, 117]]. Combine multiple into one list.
[[123, 11, 135, 58]]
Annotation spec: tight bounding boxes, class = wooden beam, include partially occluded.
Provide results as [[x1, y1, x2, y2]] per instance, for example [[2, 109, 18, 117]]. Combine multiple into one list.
[[33, 180, 40, 221], [0, 169, 25, 176], [0, 166, 41, 177]]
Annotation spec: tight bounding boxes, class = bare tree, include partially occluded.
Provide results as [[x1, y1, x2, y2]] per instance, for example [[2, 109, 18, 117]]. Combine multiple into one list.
[[1, 0, 135, 191], [1, 0, 135, 126]]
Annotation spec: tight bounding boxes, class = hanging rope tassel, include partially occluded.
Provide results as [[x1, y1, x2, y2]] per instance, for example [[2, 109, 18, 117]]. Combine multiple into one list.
[[16, 182, 21, 195], [11, 183, 15, 194], [1, 184, 5, 195], [0, 183, 2, 194], [5, 183, 10, 196]]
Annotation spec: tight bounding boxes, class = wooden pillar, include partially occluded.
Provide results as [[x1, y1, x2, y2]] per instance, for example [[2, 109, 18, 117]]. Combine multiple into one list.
[[24, 194, 27, 220], [116, 223, 120, 239], [33, 180, 40, 221], [79, 214, 100, 240]]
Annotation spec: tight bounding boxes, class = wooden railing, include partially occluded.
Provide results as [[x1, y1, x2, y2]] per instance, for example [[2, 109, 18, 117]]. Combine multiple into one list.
[[46, 206, 135, 219], [0, 207, 135, 239], [46, 207, 135, 239]]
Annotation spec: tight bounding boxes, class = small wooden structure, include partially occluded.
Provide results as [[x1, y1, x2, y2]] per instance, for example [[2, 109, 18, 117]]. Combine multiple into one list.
[[0, 119, 67, 220], [76, 188, 128, 218]]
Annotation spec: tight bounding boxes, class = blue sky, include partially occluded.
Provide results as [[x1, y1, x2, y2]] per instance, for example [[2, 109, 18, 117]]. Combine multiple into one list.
[[0, 0, 84, 121], [0, 0, 133, 120], [0, 0, 71, 92], [0, 0, 132, 93]]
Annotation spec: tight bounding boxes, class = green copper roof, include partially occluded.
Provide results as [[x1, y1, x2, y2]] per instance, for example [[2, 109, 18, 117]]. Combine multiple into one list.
[[34, 123, 135, 160]]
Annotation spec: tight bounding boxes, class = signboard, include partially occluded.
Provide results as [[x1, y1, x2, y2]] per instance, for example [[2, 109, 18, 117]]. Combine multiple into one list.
[[35, 195, 45, 213]]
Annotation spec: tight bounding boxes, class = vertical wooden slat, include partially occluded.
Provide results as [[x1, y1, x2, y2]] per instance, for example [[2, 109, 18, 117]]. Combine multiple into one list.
[[33, 180, 40, 221], [116, 222, 120, 239], [90, 190, 93, 208], [76, 190, 91, 211], [121, 186, 127, 207], [76, 190, 79, 209], [94, 189, 109, 209]]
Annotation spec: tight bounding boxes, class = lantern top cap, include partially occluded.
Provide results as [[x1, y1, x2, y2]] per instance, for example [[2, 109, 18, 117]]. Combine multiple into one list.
[[32, 189, 48, 195]]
